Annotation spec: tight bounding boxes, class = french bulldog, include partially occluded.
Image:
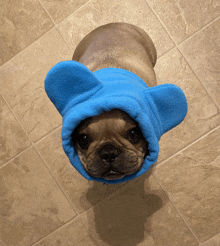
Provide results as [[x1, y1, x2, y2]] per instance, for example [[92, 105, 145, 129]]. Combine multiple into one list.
[[71, 22, 157, 180]]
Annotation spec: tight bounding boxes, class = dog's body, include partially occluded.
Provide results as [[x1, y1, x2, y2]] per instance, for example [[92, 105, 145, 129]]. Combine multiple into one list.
[[72, 23, 157, 180], [72, 22, 157, 87]]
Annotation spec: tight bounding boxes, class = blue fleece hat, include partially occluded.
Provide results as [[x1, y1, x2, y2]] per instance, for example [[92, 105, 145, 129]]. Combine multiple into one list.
[[45, 60, 187, 184]]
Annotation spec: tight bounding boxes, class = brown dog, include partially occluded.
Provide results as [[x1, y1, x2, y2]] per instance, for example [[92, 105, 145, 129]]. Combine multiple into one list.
[[71, 23, 157, 180]]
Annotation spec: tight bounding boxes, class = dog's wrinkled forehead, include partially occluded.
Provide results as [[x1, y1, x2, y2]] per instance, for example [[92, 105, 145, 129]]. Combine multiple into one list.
[[74, 109, 138, 134]]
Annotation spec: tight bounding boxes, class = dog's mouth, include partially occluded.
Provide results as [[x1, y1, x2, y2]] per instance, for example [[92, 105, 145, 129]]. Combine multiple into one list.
[[102, 170, 125, 180]]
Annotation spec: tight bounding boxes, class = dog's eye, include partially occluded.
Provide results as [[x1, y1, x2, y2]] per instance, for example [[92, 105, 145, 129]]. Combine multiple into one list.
[[128, 127, 142, 143], [77, 134, 92, 149]]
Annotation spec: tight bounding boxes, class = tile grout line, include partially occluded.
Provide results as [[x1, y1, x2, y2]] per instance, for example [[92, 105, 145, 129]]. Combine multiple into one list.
[[0, 93, 34, 167], [31, 179, 130, 245], [146, 0, 220, 110], [152, 172, 201, 244], [38, 0, 94, 29], [155, 124, 220, 170], [31, 215, 80, 246], [0, 0, 56, 68], [199, 232, 220, 245], [0, 92, 60, 169], [144, 0, 178, 47], [37, 0, 57, 26], [34, 124, 62, 145], [55, 27, 73, 52], [0, 0, 93, 68], [38, 0, 96, 52], [143, 0, 177, 58], [78, 181, 132, 220], [38, 0, 94, 55], [152, 125, 220, 243], [0, 145, 33, 170], [178, 15, 220, 46], [176, 46, 220, 111], [53, 0, 95, 52], [0, 142, 80, 217], [0, 26, 54, 68], [34, 145, 80, 215], [175, 15, 220, 111], [0, 96, 79, 215], [0, 117, 62, 170], [143, 0, 186, 67], [146, 0, 220, 48]]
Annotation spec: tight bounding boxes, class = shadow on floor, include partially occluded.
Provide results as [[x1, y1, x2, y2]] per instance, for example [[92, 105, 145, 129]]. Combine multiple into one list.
[[86, 169, 165, 245]]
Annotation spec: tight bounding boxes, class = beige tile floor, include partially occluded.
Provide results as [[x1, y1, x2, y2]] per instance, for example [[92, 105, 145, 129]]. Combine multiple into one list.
[[0, 0, 220, 245]]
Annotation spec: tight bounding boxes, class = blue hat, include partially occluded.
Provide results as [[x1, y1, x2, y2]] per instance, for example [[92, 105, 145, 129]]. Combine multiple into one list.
[[45, 61, 187, 184]]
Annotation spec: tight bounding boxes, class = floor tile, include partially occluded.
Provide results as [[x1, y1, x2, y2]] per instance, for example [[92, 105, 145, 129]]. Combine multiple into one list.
[[0, 0, 54, 65], [57, 0, 174, 58], [81, 172, 198, 246], [40, 0, 90, 24], [33, 216, 98, 246], [154, 48, 220, 163], [154, 126, 220, 243], [0, 147, 76, 246], [0, 95, 31, 166], [36, 128, 126, 214], [179, 17, 220, 109], [200, 233, 220, 246], [0, 28, 71, 143], [147, 0, 220, 43]]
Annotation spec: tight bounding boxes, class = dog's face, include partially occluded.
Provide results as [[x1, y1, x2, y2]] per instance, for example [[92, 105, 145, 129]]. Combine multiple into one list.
[[71, 109, 149, 180]]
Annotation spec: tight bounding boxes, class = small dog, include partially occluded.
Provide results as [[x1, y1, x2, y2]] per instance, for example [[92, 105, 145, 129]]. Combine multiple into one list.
[[71, 22, 157, 180]]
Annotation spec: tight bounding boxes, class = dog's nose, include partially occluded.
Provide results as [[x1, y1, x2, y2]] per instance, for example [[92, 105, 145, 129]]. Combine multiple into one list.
[[99, 144, 121, 162]]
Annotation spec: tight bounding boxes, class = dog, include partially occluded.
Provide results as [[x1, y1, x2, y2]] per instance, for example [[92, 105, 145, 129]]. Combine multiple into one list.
[[71, 22, 157, 180]]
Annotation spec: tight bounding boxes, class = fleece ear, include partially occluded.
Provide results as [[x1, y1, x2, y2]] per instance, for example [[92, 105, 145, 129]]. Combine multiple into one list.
[[147, 84, 188, 136], [45, 61, 103, 116]]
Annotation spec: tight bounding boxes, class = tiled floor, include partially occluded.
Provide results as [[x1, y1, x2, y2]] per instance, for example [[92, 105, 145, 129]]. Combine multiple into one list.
[[0, 0, 220, 245]]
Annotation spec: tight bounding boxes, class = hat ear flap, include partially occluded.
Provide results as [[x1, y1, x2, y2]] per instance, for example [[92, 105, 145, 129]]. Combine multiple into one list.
[[45, 61, 103, 116], [147, 84, 188, 136]]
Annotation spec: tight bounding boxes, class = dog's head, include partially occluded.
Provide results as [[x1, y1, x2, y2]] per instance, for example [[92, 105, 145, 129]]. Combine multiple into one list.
[[71, 109, 149, 180]]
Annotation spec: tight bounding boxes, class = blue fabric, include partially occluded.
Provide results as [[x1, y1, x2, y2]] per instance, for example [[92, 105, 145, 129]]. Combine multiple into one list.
[[45, 60, 188, 184]]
